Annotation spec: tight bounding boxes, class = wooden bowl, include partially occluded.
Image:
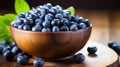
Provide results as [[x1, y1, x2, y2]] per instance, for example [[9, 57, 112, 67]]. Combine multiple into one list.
[[10, 25, 92, 59]]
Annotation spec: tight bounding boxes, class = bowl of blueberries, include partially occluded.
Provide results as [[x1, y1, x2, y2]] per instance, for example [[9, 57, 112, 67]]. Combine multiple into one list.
[[10, 3, 92, 59]]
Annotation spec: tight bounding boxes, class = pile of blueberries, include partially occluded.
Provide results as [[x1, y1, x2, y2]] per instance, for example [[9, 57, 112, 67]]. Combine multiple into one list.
[[0, 40, 98, 67], [0, 40, 44, 67], [11, 3, 91, 32]]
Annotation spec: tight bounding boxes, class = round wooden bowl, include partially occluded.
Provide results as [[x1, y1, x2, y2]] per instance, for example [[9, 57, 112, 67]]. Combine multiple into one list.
[[10, 25, 92, 59]]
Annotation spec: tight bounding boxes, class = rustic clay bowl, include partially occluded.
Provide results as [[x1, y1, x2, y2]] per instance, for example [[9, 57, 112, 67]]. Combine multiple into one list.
[[10, 25, 92, 59]]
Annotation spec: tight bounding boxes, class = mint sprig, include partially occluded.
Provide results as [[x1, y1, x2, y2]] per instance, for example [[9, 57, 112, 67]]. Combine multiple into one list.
[[0, 14, 16, 43], [15, 0, 30, 14], [66, 6, 75, 15]]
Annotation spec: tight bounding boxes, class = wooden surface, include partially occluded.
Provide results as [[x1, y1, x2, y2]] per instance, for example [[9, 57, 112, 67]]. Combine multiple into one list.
[[1, 10, 120, 67], [0, 41, 118, 67]]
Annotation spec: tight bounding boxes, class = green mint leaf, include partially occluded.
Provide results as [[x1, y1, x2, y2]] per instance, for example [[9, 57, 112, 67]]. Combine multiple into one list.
[[4, 14, 16, 25], [0, 15, 15, 43], [66, 6, 75, 15], [15, 0, 30, 14]]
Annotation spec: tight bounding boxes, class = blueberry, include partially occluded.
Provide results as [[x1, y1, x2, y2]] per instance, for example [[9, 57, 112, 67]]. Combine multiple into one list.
[[20, 18, 29, 25], [3, 50, 14, 61], [60, 26, 69, 31], [49, 8, 56, 14], [17, 55, 29, 65], [114, 45, 120, 55], [42, 21, 50, 28], [74, 53, 85, 63], [63, 11, 71, 20], [79, 23, 87, 29], [23, 25, 31, 30], [26, 13, 37, 19], [35, 18, 43, 25], [10, 42, 17, 48], [55, 13, 63, 20], [15, 19, 23, 25], [18, 24, 24, 29], [12, 46, 21, 54], [17, 53, 24, 57], [44, 3, 52, 9], [71, 15, 79, 22], [42, 28, 51, 32], [61, 18, 69, 25], [108, 41, 117, 48], [70, 24, 78, 31], [52, 26, 60, 32], [2, 46, 11, 54], [16, 13, 25, 18], [33, 58, 44, 67], [1, 40, 10, 46], [45, 13, 53, 21], [55, 5, 63, 11], [0, 45, 4, 54], [51, 19, 60, 26], [12, 23, 19, 28], [27, 18, 34, 25], [84, 19, 91, 27], [78, 17, 84, 23], [32, 25, 42, 31], [87, 46, 97, 54]]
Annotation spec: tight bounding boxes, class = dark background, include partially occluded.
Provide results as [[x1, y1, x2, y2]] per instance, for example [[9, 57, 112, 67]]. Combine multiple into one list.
[[0, 0, 120, 10]]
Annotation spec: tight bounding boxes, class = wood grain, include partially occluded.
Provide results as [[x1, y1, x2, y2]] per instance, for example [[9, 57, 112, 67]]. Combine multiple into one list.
[[10, 26, 91, 59], [0, 41, 118, 67]]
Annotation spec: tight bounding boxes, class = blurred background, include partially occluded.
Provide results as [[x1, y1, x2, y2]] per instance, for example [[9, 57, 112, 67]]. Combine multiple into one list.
[[0, 0, 120, 10], [0, 0, 120, 44]]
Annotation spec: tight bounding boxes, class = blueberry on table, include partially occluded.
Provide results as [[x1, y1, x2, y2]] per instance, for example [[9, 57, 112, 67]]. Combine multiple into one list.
[[33, 58, 44, 67], [3, 50, 15, 62], [12, 46, 21, 54], [87, 46, 97, 54], [1, 40, 10, 46], [74, 53, 85, 63], [108, 41, 117, 48], [17, 55, 29, 65], [114, 45, 120, 55], [52, 26, 60, 32], [2, 46, 11, 54], [0, 45, 4, 54]]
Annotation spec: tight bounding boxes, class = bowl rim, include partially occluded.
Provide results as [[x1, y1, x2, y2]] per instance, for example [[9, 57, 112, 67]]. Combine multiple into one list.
[[10, 24, 92, 34]]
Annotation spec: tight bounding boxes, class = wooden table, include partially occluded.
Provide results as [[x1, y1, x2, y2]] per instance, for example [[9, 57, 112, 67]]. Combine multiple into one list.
[[0, 10, 120, 67]]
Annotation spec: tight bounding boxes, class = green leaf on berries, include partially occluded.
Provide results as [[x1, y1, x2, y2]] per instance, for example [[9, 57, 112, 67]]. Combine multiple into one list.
[[3, 14, 16, 25], [66, 6, 75, 15], [0, 15, 15, 43], [15, 0, 30, 14]]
